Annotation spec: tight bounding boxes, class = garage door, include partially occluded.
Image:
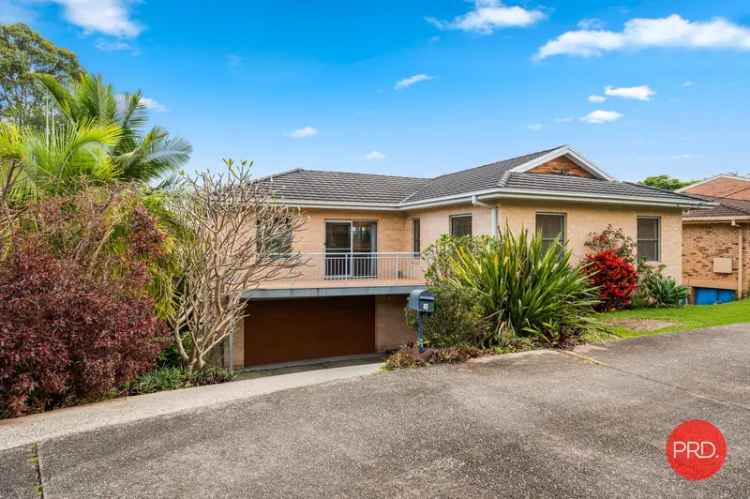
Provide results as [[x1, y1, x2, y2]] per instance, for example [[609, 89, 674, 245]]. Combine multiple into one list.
[[244, 296, 375, 366]]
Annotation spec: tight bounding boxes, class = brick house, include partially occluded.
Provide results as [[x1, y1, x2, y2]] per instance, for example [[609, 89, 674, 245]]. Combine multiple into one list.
[[227, 145, 708, 368], [679, 177, 750, 302]]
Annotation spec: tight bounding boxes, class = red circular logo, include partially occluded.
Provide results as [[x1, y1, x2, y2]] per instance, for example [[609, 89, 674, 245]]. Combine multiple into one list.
[[666, 419, 727, 480]]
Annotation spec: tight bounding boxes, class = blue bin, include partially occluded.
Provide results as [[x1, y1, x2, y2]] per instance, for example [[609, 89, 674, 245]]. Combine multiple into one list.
[[694, 287, 736, 305]]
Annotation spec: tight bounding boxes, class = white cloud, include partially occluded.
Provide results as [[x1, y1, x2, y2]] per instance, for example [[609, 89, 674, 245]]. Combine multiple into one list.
[[426, 0, 546, 34], [394, 74, 434, 90], [288, 126, 318, 139], [51, 0, 142, 38], [580, 110, 623, 124], [364, 150, 386, 161], [527, 123, 543, 132], [140, 97, 167, 112], [588, 95, 606, 103], [682, 80, 695, 87], [577, 18, 606, 30], [605, 85, 655, 101], [536, 14, 750, 59], [94, 39, 132, 51]]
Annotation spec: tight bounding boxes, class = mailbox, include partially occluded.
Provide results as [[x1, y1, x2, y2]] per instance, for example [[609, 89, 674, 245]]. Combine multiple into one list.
[[408, 289, 435, 314], [408, 289, 434, 352]]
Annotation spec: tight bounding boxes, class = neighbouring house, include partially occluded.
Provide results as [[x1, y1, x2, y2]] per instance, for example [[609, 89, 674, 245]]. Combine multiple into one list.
[[679, 176, 750, 303], [226, 145, 709, 368]]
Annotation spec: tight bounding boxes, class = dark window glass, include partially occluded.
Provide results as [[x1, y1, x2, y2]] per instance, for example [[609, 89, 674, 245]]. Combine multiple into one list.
[[412, 219, 421, 254], [257, 217, 293, 256], [637, 217, 660, 262], [536, 213, 566, 252], [450, 215, 472, 237]]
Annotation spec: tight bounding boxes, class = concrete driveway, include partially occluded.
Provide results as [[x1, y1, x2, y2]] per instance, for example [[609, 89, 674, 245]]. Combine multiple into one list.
[[2, 325, 750, 498]]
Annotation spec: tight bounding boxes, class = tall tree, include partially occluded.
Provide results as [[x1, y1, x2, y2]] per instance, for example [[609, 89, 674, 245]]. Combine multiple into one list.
[[0, 23, 82, 129], [35, 73, 191, 184], [640, 175, 695, 191]]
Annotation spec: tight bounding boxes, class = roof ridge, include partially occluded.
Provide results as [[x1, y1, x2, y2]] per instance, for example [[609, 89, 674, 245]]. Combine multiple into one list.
[[292, 168, 429, 181], [427, 145, 565, 182]]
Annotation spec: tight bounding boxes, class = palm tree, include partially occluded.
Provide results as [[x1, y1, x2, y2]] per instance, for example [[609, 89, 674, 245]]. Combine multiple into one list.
[[34, 73, 191, 184], [0, 120, 121, 202]]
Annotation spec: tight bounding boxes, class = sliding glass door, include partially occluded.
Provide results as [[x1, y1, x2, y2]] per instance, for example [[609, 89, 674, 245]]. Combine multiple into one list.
[[324, 221, 377, 278]]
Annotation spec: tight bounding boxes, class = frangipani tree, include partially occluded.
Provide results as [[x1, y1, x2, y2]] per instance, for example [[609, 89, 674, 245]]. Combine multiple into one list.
[[170, 160, 304, 371]]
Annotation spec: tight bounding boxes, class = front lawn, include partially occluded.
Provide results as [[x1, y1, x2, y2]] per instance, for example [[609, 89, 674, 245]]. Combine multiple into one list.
[[598, 298, 750, 338]]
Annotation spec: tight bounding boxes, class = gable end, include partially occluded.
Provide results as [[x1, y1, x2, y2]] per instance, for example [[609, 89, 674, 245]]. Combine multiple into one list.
[[527, 156, 595, 178]]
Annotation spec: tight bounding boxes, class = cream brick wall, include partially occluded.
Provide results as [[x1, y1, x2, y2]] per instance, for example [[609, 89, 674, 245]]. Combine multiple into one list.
[[496, 200, 683, 282], [375, 295, 416, 351], [292, 209, 410, 253]]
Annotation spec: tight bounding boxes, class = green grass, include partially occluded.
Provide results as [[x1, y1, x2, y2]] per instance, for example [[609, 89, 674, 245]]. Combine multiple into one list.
[[597, 298, 750, 338]]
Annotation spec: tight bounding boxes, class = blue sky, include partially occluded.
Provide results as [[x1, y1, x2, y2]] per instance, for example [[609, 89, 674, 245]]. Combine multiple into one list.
[[3, 0, 750, 181]]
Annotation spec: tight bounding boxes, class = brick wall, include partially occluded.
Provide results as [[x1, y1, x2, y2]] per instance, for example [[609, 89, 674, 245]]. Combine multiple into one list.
[[682, 222, 750, 294]]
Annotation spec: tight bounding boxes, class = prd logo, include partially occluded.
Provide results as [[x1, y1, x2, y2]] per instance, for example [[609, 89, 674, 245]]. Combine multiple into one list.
[[666, 419, 727, 480]]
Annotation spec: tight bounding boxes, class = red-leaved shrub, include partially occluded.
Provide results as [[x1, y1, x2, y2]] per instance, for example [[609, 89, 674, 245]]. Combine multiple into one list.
[[584, 250, 638, 311], [0, 239, 168, 417]]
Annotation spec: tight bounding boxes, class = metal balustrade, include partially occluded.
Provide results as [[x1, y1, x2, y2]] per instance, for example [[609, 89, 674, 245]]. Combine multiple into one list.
[[297, 252, 425, 281]]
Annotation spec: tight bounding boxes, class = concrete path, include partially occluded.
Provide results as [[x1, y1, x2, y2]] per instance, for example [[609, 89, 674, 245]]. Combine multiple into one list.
[[0, 362, 382, 452], [2, 325, 750, 498]]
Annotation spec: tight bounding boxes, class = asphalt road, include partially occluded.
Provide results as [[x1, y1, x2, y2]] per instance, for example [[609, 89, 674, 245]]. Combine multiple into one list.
[[2, 325, 750, 498]]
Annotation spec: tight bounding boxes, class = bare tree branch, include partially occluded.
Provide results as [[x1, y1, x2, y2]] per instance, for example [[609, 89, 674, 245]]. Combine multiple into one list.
[[170, 159, 304, 370]]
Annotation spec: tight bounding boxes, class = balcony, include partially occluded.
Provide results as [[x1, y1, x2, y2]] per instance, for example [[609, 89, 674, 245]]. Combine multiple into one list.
[[255, 252, 426, 294]]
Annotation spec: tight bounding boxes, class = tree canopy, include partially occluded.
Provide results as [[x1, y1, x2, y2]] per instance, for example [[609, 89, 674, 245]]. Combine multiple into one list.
[[0, 23, 82, 129], [640, 175, 695, 191]]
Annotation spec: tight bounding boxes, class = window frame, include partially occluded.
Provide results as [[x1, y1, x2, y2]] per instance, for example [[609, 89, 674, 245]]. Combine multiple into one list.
[[637, 216, 661, 262], [449, 214, 473, 237], [412, 218, 421, 255], [535, 212, 567, 251]]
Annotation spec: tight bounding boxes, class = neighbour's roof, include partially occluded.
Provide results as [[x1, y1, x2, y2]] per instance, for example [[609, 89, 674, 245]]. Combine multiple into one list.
[[684, 195, 750, 219], [257, 145, 710, 209]]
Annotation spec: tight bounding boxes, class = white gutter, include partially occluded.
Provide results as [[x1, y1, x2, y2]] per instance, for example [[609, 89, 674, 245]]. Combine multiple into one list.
[[274, 189, 714, 212], [471, 195, 492, 208]]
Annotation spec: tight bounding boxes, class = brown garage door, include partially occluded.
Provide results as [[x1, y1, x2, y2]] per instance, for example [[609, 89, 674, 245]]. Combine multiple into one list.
[[244, 296, 375, 366]]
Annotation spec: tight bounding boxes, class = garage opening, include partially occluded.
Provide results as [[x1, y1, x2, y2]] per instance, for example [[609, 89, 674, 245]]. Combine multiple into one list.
[[244, 296, 376, 366]]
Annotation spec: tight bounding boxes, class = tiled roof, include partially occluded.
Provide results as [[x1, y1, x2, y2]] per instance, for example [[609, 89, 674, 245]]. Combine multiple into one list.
[[259, 169, 429, 205], [402, 147, 561, 203], [257, 146, 709, 208], [501, 173, 705, 202], [684, 195, 750, 218]]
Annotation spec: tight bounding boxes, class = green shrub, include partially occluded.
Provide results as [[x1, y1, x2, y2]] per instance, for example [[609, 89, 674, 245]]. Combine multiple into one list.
[[406, 286, 491, 348], [633, 264, 688, 308], [435, 227, 599, 347], [123, 367, 236, 395]]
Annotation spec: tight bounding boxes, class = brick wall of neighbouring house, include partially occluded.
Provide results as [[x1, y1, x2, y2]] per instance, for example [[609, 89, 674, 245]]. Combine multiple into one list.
[[682, 223, 750, 295]]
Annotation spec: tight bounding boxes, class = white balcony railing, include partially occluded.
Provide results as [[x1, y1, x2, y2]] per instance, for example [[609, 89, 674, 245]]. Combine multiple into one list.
[[296, 252, 425, 282]]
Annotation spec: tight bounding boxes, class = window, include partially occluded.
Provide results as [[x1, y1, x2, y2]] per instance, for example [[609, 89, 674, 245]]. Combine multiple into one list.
[[257, 217, 293, 256], [450, 214, 472, 237], [536, 213, 566, 252], [412, 218, 421, 255], [637, 216, 660, 262]]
